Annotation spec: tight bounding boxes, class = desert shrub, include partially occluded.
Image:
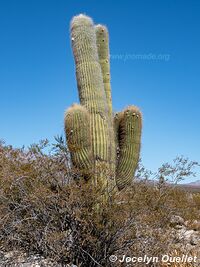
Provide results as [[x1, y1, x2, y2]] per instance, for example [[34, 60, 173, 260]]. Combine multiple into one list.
[[0, 138, 199, 266], [193, 193, 200, 209]]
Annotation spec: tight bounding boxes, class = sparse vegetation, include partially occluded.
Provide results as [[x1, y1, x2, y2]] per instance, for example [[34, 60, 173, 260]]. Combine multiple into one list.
[[0, 138, 199, 266]]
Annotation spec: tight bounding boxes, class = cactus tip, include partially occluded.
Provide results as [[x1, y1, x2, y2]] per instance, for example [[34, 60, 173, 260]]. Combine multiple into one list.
[[95, 24, 108, 33], [125, 106, 142, 117], [71, 14, 93, 30]]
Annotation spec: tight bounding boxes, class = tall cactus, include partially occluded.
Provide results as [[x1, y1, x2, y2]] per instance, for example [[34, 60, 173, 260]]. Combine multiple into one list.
[[65, 14, 142, 191]]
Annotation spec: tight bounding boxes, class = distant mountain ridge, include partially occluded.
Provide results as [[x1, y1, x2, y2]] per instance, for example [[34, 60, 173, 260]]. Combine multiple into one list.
[[141, 179, 200, 193], [186, 180, 200, 187], [178, 180, 200, 193]]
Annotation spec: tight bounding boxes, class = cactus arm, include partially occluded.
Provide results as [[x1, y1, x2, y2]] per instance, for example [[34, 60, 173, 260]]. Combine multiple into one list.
[[115, 106, 142, 190], [64, 104, 92, 179], [95, 24, 116, 179], [95, 24, 112, 118]]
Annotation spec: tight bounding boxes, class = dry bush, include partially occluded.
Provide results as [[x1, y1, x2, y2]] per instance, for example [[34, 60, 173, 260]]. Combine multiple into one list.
[[193, 193, 200, 210], [0, 138, 199, 266]]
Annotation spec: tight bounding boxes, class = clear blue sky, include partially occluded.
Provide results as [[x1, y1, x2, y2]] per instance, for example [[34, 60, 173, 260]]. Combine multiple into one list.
[[0, 0, 199, 181]]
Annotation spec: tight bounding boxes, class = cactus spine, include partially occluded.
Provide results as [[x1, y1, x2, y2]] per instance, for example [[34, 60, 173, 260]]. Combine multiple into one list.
[[65, 14, 142, 191]]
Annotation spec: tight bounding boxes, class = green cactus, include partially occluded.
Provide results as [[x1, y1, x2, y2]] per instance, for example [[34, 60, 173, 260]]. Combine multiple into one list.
[[65, 14, 142, 191], [64, 104, 92, 180], [95, 24, 116, 180], [115, 107, 142, 190], [95, 24, 112, 118]]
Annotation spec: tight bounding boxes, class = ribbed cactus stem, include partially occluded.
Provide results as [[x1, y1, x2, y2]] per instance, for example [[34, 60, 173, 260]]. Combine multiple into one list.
[[70, 14, 111, 186], [71, 15, 108, 115], [95, 24, 112, 118], [95, 24, 116, 178], [65, 104, 92, 179], [115, 106, 142, 190]]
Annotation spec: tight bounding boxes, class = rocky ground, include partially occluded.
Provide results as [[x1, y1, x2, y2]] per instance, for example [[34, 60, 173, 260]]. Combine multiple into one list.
[[170, 215, 200, 249], [167, 215, 200, 266], [0, 251, 67, 267], [0, 216, 199, 267]]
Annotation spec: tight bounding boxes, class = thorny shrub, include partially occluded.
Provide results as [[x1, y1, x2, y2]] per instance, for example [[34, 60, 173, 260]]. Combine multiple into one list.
[[0, 137, 199, 266]]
